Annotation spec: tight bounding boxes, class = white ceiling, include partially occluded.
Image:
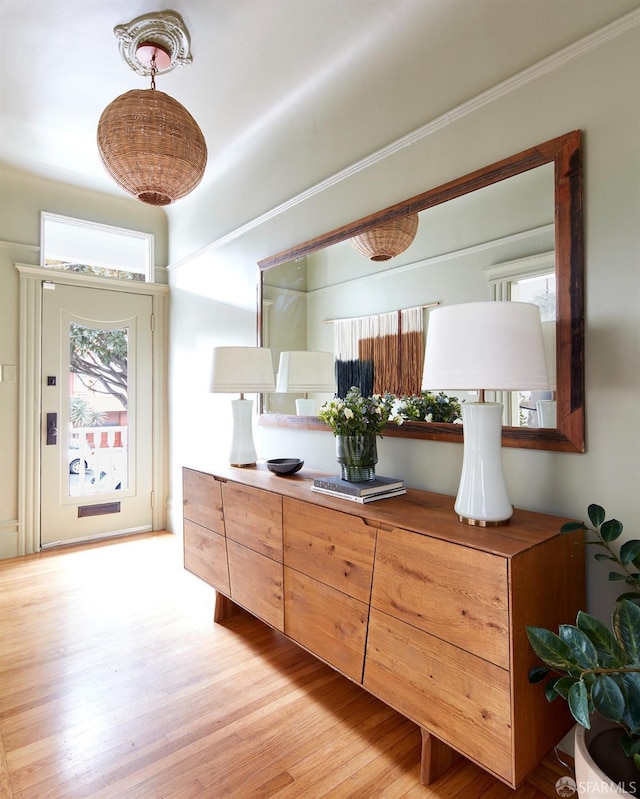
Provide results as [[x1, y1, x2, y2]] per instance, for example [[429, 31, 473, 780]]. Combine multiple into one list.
[[1, 0, 638, 205]]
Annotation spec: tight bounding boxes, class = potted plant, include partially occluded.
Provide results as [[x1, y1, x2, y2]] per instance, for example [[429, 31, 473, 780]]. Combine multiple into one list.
[[526, 504, 640, 797], [396, 390, 462, 423], [318, 386, 401, 482]]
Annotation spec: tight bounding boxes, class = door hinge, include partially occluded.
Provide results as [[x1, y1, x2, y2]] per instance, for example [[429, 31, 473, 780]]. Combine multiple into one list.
[[150, 490, 154, 508], [150, 314, 155, 332]]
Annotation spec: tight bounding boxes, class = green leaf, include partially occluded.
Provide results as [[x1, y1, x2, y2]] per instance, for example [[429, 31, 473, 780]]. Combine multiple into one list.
[[601, 519, 624, 543], [577, 611, 626, 666], [620, 731, 640, 758], [561, 521, 587, 534], [552, 676, 580, 700], [528, 665, 549, 684], [617, 592, 640, 605], [526, 626, 581, 673], [610, 572, 628, 581], [568, 679, 591, 727], [633, 753, 640, 771], [594, 553, 615, 561], [613, 600, 640, 664], [558, 624, 598, 669], [588, 504, 606, 527], [621, 673, 640, 735], [592, 674, 625, 722], [544, 676, 562, 701], [621, 540, 640, 565]]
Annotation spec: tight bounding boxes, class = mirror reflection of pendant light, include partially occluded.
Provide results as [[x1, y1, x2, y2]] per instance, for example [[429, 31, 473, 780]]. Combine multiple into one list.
[[350, 213, 419, 261], [97, 12, 207, 206]]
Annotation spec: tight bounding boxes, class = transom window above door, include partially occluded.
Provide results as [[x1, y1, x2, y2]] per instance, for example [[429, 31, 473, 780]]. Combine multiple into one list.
[[41, 212, 154, 282]]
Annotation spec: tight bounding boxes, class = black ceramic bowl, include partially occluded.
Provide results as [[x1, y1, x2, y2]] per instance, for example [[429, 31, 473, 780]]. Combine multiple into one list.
[[266, 458, 304, 475]]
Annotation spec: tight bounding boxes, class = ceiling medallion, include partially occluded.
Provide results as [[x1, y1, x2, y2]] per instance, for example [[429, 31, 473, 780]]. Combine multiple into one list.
[[113, 11, 193, 76]]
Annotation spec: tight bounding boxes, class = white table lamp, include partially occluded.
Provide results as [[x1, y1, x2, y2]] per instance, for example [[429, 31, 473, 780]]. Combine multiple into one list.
[[422, 302, 549, 526], [210, 347, 275, 467], [275, 351, 335, 415]]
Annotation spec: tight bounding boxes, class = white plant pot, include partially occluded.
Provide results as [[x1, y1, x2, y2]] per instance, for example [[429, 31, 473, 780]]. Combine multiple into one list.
[[575, 718, 638, 797]]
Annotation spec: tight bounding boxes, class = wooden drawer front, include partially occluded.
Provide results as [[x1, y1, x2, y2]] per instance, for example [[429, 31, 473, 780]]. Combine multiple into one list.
[[284, 567, 369, 683], [371, 528, 509, 668], [283, 498, 376, 603], [227, 540, 284, 631], [184, 520, 230, 593], [364, 609, 513, 785], [222, 482, 283, 562], [183, 468, 225, 534]]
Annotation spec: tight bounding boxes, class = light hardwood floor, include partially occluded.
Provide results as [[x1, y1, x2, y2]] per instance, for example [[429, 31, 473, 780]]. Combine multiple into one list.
[[0, 532, 573, 798]]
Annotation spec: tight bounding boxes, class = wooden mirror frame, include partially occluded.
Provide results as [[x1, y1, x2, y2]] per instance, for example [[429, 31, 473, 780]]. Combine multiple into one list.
[[257, 130, 584, 453]]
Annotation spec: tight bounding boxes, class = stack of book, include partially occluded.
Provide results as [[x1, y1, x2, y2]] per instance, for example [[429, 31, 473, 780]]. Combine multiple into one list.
[[311, 475, 406, 503]]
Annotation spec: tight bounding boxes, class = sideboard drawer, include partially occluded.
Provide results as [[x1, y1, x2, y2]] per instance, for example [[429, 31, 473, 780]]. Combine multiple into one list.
[[371, 527, 509, 668], [227, 539, 284, 631], [283, 497, 376, 603], [222, 482, 283, 562], [183, 468, 225, 535], [284, 567, 369, 683], [364, 608, 512, 784], [184, 519, 230, 593]]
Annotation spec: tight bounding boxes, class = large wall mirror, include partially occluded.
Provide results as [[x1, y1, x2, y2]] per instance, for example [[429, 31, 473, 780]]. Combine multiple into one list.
[[258, 130, 584, 452]]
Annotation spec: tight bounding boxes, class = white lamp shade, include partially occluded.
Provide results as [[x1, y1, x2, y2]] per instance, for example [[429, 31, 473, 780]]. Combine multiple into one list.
[[210, 347, 275, 393], [276, 351, 335, 393], [422, 301, 550, 391]]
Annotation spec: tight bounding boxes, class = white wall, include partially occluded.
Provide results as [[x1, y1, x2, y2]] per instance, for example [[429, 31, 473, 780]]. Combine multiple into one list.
[[171, 23, 640, 620], [0, 165, 168, 557]]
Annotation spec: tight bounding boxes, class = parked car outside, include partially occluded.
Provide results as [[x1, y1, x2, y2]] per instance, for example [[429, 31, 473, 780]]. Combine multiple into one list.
[[68, 439, 95, 474]]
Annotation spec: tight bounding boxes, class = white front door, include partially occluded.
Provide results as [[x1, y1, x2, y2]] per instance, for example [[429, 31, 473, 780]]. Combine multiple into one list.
[[40, 283, 153, 547]]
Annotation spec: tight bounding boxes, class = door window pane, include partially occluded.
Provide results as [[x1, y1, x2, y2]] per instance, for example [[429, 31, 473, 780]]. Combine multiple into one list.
[[68, 323, 128, 497]]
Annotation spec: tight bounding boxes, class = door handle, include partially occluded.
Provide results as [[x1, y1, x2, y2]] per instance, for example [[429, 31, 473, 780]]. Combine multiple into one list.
[[46, 412, 58, 445]]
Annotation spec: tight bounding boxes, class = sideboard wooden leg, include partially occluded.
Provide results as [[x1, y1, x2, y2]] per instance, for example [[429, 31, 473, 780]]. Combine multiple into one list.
[[419, 728, 462, 785], [214, 592, 240, 622]]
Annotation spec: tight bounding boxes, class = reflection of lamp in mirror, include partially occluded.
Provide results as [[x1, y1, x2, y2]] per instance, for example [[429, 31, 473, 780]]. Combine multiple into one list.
[[536, 321, 558, 428], [422, 302, 549, 526], [276, 351, 335, 415], [210, 347, 275, 467], [350, 214, 419, 261]]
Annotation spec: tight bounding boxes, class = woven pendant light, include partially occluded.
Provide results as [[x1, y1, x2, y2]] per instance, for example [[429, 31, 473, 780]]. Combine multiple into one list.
[[97, 17, 207, 207], [350, 213, 419, 261], [97, 87, 207, 206]]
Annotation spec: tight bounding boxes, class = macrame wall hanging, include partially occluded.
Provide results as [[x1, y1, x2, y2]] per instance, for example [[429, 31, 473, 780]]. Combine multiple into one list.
[[332, 305, 431, 398]]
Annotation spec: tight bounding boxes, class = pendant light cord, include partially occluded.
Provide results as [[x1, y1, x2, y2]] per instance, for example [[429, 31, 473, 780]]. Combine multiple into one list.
[[150, 52, 157, 90]]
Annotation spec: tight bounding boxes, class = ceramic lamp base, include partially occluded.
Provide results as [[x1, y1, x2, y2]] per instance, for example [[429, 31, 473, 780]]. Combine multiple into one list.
[[229, 398, 257, 467], [455, 402, 512, 526], [295, 398, 317, 416]]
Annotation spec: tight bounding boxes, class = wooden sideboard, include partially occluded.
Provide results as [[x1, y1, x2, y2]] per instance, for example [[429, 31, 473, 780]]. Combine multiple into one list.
[[182, 464, 584, 789]]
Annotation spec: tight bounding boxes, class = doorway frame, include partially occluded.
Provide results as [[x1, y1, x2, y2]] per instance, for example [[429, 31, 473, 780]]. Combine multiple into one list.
[[16, 264, 169, 555]]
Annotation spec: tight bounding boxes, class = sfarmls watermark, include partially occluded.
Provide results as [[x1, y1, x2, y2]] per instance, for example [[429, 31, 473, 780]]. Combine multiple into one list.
[[555, 776, 638, 796]]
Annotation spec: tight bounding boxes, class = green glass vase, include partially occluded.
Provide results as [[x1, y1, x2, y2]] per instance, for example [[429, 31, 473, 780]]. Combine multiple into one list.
[[336, 434, 378, 482]]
